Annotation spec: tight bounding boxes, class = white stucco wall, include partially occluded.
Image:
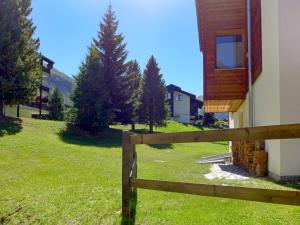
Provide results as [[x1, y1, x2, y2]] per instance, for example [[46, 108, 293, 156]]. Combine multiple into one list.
[[254, 0, 282, 177], [278, 0, 300, 177], [230, 0, 300, 179], [173, 91, 190, 123]]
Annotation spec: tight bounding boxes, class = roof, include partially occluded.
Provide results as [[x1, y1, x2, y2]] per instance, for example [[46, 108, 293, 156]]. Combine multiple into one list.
[[166, 84, 198, 99]]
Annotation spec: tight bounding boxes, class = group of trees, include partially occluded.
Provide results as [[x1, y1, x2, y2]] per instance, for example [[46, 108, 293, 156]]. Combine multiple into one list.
[[0, 0, 66, 122], [0, 1, 168, 134], [69, 6, 168, 134], [0, 0, 41, 118]]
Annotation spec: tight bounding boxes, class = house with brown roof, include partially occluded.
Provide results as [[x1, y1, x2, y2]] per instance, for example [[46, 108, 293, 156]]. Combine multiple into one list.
[[167, 84, 203, 124]]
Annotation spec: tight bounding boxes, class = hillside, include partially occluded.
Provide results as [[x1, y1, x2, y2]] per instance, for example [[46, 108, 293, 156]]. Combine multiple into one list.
[[43, 68, 74, 106]]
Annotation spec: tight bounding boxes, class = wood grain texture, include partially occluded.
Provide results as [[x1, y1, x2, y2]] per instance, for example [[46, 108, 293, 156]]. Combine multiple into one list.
[[122, 131, 134, 222], [130, 124, 300, 145], [204, 99, 244, 112], [251, 0, 262, 82], [196, 0, 262, 112], [131, 178, 300, 206]]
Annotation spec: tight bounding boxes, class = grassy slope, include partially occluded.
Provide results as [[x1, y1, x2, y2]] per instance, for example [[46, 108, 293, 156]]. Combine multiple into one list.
[[4, 105, 48, 118], [0, 119, 299, 225]]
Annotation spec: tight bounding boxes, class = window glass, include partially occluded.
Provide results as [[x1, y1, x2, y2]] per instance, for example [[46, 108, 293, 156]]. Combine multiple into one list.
[[168, 93, 171, 99], [176, 95, 183, 101], [216, 35, 243, 69]]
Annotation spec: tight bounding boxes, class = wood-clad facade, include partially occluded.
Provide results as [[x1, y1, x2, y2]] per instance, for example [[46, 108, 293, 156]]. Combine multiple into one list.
[[196, 0, 262, 112]]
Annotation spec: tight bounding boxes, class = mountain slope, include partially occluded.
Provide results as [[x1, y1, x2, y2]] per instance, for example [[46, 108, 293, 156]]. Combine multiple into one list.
[[43, 68, 74, 106]]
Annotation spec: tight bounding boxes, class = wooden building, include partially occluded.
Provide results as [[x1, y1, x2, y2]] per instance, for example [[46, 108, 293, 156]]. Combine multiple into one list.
[[196, 0, 262, 112], [196, 0, 300, 181]]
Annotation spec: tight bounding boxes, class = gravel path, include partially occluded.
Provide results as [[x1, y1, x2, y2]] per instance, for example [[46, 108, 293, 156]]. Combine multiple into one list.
[[205, 163, 250, 180]]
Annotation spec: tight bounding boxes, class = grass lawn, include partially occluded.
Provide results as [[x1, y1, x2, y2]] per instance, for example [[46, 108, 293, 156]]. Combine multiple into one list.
[[4, 105, 48, 118], [0, 118, 299, 225]]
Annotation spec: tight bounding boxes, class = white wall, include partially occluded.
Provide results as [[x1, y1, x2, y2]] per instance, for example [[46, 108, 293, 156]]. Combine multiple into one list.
[[278, 0, 300, 177], [254, 0, 282, 177], [230, 0, 283, 177], [173, 91, 190, 123], [232, 0, 300, 179]]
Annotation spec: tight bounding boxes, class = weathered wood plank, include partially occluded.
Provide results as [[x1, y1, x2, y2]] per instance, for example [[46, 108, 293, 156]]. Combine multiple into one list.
[[122, 132, 134, 222], [130, 124, 300, 145], [130, 178, 300, 206]]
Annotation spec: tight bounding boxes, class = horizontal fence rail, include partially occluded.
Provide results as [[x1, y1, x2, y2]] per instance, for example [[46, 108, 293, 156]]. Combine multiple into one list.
[[129, 124, 300, 145], [131, 178, 300, 206], [122, 124, 300, 224]]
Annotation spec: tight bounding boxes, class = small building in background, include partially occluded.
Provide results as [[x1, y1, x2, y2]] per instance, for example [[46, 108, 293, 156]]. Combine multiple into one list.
[[167, 84, 203, 124]]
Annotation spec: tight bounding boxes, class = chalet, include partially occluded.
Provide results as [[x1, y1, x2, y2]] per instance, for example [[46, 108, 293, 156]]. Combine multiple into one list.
[[196, 0, 300, 181], [167, 84, 203, 124]]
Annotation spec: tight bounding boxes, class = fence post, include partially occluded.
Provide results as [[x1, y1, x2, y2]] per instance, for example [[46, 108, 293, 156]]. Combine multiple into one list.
[[122, 131, 134, 223]]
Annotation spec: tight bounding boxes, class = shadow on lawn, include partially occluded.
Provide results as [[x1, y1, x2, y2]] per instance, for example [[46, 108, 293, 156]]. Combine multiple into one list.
[[134, 128, 174, 150], [0, 117, 23, 137], [211, 141, 229, 146], [59, 127, 174, 149], [59, 128, 122, 148]]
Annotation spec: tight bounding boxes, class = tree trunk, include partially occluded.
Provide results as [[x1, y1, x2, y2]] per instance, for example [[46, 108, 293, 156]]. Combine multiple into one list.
[[131, 123, 135, 131], [17, 104, 20, 118], [149, 123, 154, 134], [0, 101, 4, 119]]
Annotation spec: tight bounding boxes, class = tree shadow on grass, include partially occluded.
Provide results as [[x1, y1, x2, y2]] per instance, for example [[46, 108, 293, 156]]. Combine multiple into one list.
[[0, 117, 23, 137], [269, 180, 300, 191], [59, 127, 174, 149], [133, 128, 174, 150], [180, 123, 204, 130], [59, 127, 122, 148], [148, 144, 174, 150], [211, 141, 229, 146], [121, 189, 137, 225]]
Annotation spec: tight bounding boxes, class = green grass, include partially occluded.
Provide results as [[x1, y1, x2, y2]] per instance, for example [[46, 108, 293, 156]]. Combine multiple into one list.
[[4, 105, 48, 118], [0, 118, 299, 225]]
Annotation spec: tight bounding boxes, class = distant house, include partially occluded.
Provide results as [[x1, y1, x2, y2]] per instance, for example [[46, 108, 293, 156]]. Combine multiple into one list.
[[167, 84, 203, 124]]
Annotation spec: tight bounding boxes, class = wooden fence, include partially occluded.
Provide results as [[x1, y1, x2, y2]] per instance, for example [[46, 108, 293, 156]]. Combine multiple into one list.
[[122, 124, 300, 224]]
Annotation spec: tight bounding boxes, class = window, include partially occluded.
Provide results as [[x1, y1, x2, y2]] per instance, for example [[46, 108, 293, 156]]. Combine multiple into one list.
[[168, 93, 171, 99], [176, 95, 183, 101], [216, 35, 244, 69]]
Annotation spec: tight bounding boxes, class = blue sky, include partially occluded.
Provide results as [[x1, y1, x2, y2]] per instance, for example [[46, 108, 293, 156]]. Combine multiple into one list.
[[32, 0, 204, 96]]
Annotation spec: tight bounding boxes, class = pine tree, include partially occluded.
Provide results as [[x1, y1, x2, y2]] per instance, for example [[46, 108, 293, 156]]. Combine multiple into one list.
[[122, 60, 142, 130], [48, 88, 64, 121], [139, 56, 168, 133], [94, 4, 128, 124], [203, 112, 216, 127], [71, 45, 111, 135], [0, 0, 41, 118]]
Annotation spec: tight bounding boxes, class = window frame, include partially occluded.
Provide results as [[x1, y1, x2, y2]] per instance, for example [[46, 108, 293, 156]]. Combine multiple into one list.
[[176, 94, 183, 101], [215, 29, 246, 70]]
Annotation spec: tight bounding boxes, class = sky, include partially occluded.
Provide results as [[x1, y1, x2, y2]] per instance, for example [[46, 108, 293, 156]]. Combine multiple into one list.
[[31, 0, 204, 96]]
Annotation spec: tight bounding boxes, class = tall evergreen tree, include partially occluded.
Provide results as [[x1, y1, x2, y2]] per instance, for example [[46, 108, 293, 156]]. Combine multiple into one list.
[[139, 56, 168, 133], [48, 88, 64, 121], [71, 46, 111, 134], [94, 4, 128, 124], [122, 60, 142, 130], [0, 0, 41, 118]]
